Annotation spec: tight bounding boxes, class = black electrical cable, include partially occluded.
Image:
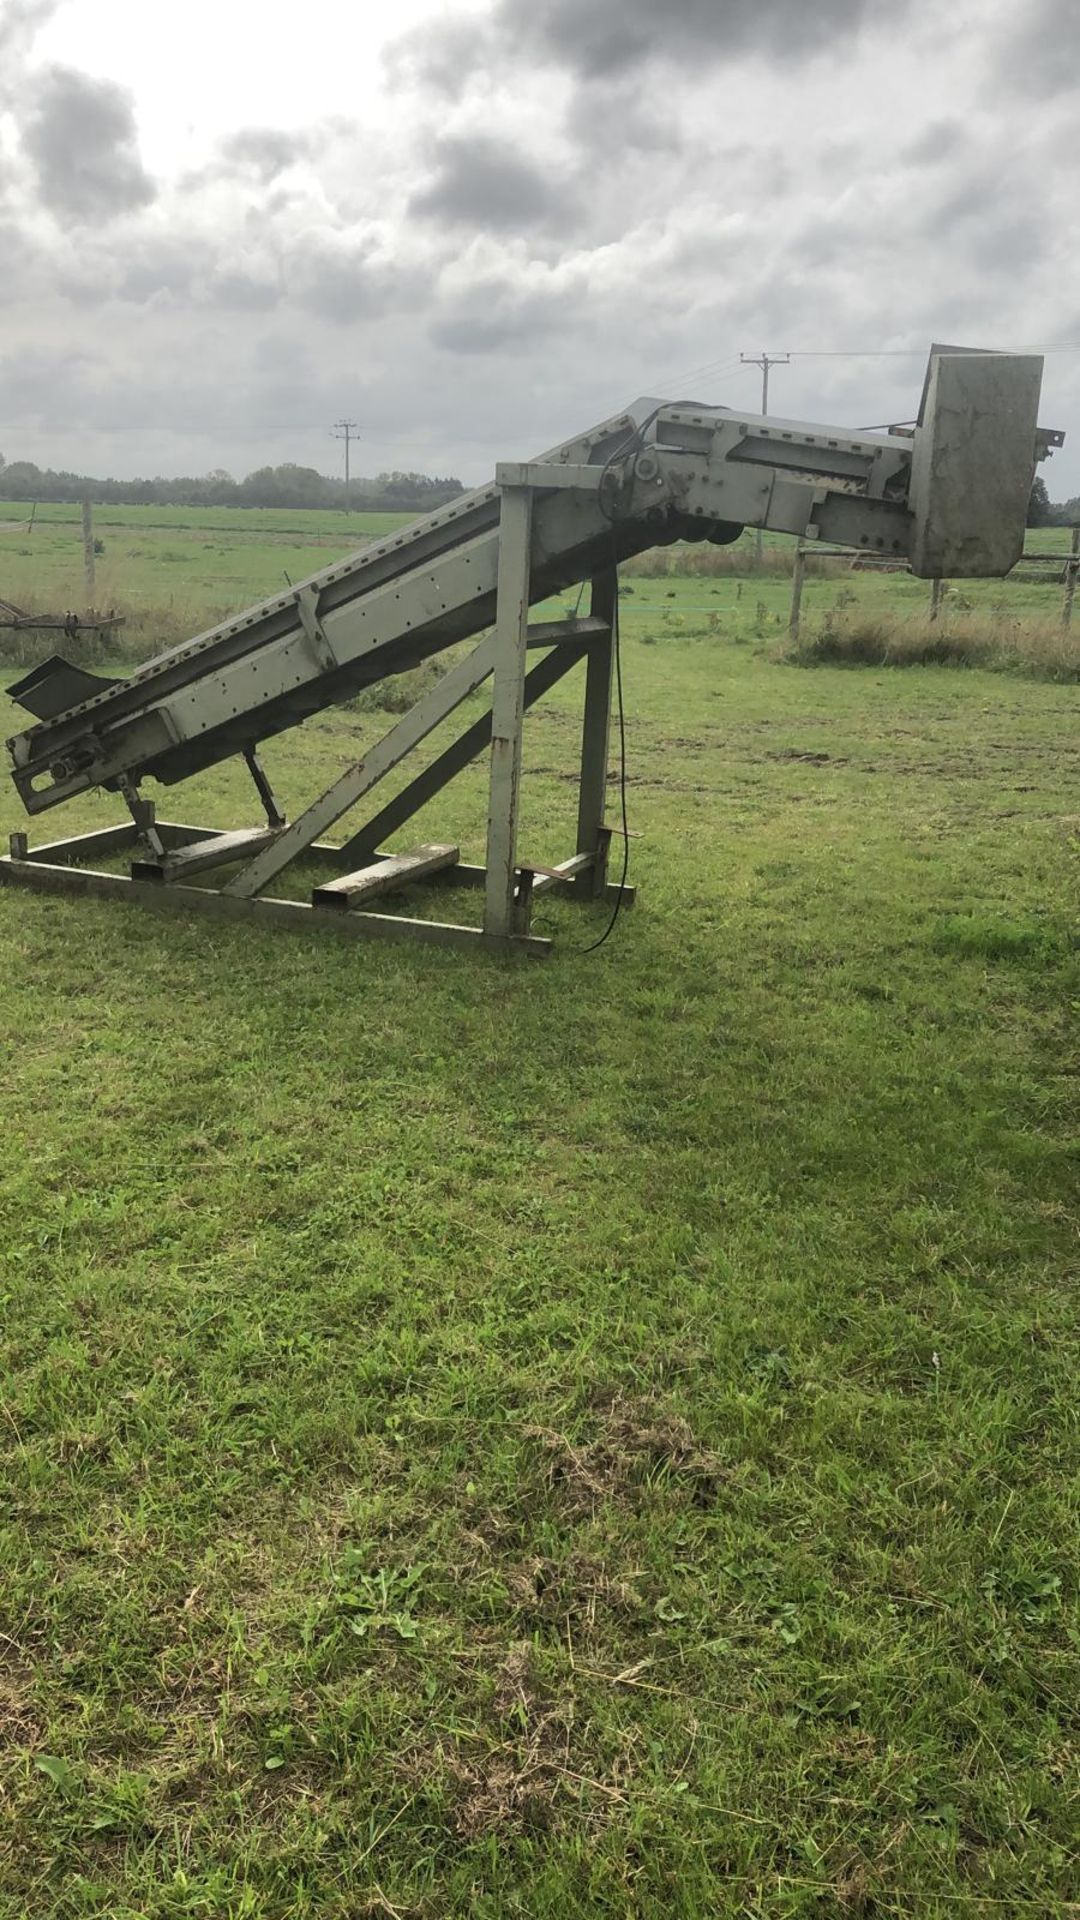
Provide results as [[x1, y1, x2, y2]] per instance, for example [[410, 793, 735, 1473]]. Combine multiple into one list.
[[576, 539, 630, 955], [578, 399, 717, 951], [572, 396, 726, 952]]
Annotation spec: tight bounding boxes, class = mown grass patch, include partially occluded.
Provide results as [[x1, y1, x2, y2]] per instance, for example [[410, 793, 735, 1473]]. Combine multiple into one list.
[[0, 610, 1078, 1917]]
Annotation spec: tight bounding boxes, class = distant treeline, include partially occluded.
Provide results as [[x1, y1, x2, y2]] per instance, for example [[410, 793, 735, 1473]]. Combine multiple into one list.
[[2, 455, 1073, 525], [0, 456, 465, 513], [1028, 478, 1080, 527]]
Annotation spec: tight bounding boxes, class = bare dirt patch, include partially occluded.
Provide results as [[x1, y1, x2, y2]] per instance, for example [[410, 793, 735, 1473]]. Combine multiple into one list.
[[524, 1397, 727, 1517]]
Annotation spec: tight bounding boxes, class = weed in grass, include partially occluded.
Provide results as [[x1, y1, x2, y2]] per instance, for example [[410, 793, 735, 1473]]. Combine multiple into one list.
[[780, 609, 1080, 680], [621, 541, 844, 580], [0, 586, 237, 669]]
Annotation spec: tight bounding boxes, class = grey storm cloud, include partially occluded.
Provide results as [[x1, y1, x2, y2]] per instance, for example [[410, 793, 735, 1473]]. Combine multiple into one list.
[[494, 0, 882, 77], [990, 0, 1080, 97], [429, 276, 576, 354], [20, 66, 156, 223], [0, 335, 333, 440], [48, 220, 409, 323], [0, 345, 106, 426], [562, 83, 684, 157], [902, 120, 966, 167], [410, 135, 581, 233], [0, 220, 41, 301], [917, 157, 1049, 277], [209, 266, 283, 312], [289, 239, 421, 326], [217, 128, 312, 181], [924, 161, 1032, 239], [968, 215, 1048, 275], [391, 0, 904, 92], [54, 234, 286, 312], [57, 235, 206, 306], [787, 214, 870, 271]]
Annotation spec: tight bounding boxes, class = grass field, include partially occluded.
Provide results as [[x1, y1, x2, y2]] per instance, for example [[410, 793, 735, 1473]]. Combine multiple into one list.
[[0, 509, 1078, 1917], [1, 498, 1075, 670], [0, 503, 418, 626]]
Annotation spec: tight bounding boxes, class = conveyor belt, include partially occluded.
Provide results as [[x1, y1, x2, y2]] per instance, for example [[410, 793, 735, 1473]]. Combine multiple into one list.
[[7, 401, 710, 811], [5, 352, 1057, 820]]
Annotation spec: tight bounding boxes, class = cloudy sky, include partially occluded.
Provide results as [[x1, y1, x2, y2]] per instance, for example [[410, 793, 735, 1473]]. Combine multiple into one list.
[[1, 0, 1078, 490]]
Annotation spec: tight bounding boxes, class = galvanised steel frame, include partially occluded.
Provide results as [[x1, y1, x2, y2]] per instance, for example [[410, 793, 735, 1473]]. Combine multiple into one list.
[[1, 351, 1057, 957]]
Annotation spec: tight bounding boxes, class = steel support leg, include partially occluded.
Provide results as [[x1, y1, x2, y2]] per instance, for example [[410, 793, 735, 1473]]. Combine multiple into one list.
[[244, 747, 286, 828], [575, 567, 616, 898], [117, 774, 166, 860], [484, 486, 532, 938]]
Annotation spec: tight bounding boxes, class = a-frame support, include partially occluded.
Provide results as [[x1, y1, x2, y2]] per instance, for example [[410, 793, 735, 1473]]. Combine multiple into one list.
[[221, 630, 501, 901], [336, 639, 592, 865]]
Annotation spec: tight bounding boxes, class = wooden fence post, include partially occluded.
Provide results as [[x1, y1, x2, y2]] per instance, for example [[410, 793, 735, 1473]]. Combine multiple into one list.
[[82, 497, 95, 608], [789, 543, 807, 638], [1062, 526, 1079, 631]]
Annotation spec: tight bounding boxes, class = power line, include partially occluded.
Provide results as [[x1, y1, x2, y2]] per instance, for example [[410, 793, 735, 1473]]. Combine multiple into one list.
[[782, 348, 925, 358], [330, 418, 359, 512], [658, 351, 745, 391], [658, 341, 1080, 395], [753, 343, 1080, 359]]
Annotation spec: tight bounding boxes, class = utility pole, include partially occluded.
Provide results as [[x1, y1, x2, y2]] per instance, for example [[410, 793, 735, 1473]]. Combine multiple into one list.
[[331, 419, 359, 513], [741, 352, 790, 568]]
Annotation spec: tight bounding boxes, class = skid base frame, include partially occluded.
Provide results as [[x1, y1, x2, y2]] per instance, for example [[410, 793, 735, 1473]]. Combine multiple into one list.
[[0, 820, 634, 960]]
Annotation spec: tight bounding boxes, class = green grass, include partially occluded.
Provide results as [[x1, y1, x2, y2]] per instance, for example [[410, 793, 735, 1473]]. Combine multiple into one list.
[[0, 500, 416, 536], [0, 498, 1072, 642], [0, 503, 415, 621], [1, 574, 1078, 1917]]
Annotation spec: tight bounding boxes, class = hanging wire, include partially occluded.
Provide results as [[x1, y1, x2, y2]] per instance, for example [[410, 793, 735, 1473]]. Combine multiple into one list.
[[577, 536, 630, 955]]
